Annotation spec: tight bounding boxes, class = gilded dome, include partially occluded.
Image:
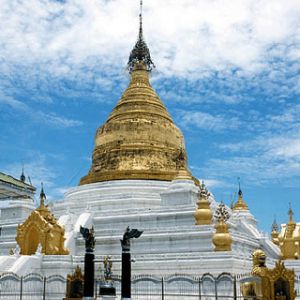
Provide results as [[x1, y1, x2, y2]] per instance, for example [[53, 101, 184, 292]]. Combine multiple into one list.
[[80, 62, 192, 185]]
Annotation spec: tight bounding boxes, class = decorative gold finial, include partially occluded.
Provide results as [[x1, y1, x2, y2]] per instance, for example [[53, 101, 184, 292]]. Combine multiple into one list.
[[233, 178, 249, 211], [286, 203, 296, 239], [271, 217, 279, 246], [288, 203, 294, 223], [212, 202, 232, 251], [194, 181, 212, 225]]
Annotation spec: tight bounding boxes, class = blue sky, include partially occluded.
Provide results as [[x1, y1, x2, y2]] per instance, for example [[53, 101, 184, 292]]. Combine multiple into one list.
[[0, 0, 299, 233]]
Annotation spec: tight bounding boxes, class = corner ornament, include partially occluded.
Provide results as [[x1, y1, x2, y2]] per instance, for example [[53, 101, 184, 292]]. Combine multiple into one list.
[[212, 202, 232, 251]]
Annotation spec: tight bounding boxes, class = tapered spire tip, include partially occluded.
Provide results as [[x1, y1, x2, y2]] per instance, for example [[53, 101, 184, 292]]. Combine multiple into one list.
[[128, 0, 155, 73]]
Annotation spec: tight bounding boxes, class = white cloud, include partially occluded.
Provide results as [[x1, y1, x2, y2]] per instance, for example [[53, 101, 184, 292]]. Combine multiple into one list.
[[0, 91, 83, 128], [4, 158, 55, 191], [0, 0, 298, 78], [201, 179, 227, 189], [2, 157, 71, 202], [176, 110, 240, 131], [35, 111, 83, 128], [211, 105, 300, 186]]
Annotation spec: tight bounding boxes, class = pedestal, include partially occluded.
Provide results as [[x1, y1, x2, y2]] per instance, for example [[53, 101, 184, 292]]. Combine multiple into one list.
[[121, 252, 131, 299], [83, 251, 95, 299], [99, 282, 116, 297]]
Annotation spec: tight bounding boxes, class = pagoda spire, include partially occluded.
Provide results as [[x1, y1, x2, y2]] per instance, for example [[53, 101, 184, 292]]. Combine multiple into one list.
[[286, 203, 296, 238], [128, 0, 155, 73], [271, 217, 279, 233], [288, 203, 294, 223], [39, 183, 46, 208], [233, 178, 249, 211], [139, 0, 143, 40], [20, 165, 26, 183]]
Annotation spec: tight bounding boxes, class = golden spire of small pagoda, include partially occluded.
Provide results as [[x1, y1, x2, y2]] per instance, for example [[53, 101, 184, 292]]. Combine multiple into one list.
[[273, 204, 299, 260], [288, 203, 294, 223], [39, 183, 46, 206], [233, 178, 249, 211], [271, 217, 279, 246], [194, 181, 212, 225], [286, 203, 296, 238]]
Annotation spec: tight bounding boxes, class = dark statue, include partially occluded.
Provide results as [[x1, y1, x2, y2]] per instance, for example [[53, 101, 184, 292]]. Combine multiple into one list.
[[65, 265, 84, 299], [120, 226, 143, 251], [80, 226, 95, 251]]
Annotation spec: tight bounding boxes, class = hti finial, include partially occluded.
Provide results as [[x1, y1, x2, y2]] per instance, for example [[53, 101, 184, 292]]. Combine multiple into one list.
[[139, 0, 143, 38], [20, 165, 26, 183], [288, 202, 293, 222], [237, 177, 242, 195], [127, 0, 155, 73], [272, 216, 278, 232]]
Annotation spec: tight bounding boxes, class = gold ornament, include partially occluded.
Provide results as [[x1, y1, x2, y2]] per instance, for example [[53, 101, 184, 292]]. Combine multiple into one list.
[[194, 181, 212, 225], [16, 186, 69, 255], [212, 202, 232, 251]]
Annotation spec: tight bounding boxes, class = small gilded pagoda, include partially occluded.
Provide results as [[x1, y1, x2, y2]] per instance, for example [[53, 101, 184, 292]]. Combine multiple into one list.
[[16, 186, 69, 255], [271, 206, 300, 260]]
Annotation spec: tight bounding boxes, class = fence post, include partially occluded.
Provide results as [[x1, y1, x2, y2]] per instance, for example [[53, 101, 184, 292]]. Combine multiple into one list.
[[43, 277, 46, 300], [198, 277, 201, 300], [162, 277, 164, 300], [215, 278, 218, 300], [20, 276, 23, 300], [233, 276, 237, 300]]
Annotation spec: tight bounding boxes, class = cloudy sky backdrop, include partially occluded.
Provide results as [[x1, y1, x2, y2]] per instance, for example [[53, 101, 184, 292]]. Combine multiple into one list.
[[0, 0, 299, 232]]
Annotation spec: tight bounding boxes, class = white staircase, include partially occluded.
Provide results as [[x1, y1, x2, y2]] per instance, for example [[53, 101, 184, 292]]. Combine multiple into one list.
[[0, 256, 17, 273]]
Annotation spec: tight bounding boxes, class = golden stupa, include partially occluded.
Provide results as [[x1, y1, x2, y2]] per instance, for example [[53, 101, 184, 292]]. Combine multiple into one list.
[[233, 187, 249, 211], [80, 11, 192, 185]]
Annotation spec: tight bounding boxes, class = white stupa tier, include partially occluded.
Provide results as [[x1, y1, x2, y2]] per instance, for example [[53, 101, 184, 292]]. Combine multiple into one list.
[[53, 178, 282, 276], [0, 178, 286, 278]]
